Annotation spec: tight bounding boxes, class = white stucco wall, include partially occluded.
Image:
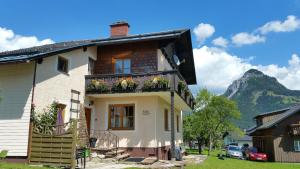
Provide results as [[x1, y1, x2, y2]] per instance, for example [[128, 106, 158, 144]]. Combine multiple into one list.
[[92, 95, 183, 148], [34, 47, 96, 121], [0, 62, 34, 156], [93, 96, 158, 148], [156, 97, 183, 147]]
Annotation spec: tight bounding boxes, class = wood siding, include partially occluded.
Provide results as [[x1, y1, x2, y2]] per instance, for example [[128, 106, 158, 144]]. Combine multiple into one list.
[[0, 62, 34, 156], [253, 111, 300, 162], [272, 112, 300, 162], [94, 42, 158, 74]]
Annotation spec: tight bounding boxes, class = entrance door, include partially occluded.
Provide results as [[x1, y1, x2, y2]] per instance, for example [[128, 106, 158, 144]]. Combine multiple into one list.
[[85, 108, 91, 135]]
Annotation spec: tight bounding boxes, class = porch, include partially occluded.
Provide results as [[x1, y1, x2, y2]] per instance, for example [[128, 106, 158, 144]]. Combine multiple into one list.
[[86, 93, 185, 160]]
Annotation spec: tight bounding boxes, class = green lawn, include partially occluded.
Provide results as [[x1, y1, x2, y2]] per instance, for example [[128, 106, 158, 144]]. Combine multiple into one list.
[[185, 149, 300, 169], [0, 162, 52, 169]]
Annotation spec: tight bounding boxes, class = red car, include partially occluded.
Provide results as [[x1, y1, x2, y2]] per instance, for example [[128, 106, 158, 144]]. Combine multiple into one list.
[[246, 147, 268, 161]]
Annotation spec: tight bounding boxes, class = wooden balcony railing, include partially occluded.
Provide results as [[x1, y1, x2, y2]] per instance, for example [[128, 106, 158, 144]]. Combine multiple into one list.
[[289, 124, 300, 136], [85, 70, 195, 109]]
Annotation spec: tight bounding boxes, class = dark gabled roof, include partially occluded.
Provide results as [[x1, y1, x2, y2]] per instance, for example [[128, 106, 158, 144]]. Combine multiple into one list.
[[248, 104, 300, 135], [0, 40, 94, 63], [0, 29, 196, 84], [0, 29, 186, 63], [254, 107, 291, 119]]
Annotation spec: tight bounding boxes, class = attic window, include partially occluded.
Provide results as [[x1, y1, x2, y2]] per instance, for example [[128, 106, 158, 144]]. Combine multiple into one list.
[[57, 56, 69, 73]]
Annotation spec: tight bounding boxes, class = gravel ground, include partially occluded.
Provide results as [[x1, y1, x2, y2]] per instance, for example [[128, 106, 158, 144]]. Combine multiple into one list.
[[84, 155, 207, 169]]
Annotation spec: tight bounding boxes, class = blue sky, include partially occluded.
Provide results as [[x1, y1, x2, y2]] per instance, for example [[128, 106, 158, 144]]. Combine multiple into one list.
[[0, 0, 300, 93]]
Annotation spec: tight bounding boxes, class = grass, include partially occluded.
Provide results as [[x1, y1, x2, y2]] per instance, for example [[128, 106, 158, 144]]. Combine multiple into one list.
[[126, 149, 300, 169], [185, 149, 300, 169], [0, 162, 52, 169]]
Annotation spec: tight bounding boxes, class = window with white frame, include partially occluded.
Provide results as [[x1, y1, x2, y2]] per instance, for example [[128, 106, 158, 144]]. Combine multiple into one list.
[[294, 139, 300, 151]]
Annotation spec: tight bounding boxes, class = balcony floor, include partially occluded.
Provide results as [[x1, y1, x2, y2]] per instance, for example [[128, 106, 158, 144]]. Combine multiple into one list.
[[86, 91, 192, 112]]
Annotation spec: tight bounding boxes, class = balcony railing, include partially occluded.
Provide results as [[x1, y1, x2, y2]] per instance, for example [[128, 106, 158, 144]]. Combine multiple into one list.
[[289, 124, 300, 136], [85, 70, 195, 109]]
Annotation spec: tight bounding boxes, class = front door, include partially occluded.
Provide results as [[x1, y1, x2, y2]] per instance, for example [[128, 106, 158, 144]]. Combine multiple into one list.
[[85, 108, 91, 135]]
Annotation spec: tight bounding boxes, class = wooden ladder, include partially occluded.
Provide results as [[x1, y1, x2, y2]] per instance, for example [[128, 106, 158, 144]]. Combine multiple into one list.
[[70, 89, 80, 120]]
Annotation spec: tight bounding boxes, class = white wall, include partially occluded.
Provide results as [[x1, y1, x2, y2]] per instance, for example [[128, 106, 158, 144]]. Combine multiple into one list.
[[0, 62, 34, 156], [93, 96, 158, 148], [34, 46, 97, 121], [155, 97, 183, 147], [92, 95, 183, 148]]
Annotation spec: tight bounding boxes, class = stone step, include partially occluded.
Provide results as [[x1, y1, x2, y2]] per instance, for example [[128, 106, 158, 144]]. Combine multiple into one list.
[[141, 157, 158, 165], [105, 149, 125, 156], [115, 153, 130, 161], [91, 147, 117, 152]]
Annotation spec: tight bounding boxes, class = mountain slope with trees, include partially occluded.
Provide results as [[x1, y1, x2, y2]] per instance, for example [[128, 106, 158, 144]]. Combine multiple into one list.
[[224, 69, 300, 129]]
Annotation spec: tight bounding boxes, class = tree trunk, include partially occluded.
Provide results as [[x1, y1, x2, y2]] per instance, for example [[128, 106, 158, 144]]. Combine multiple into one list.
[[208, 134, 212, 156], [197, 138, 202, 154]]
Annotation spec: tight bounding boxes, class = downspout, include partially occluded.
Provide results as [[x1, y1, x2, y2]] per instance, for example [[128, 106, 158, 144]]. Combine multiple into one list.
[[30, 60, 37, 119], [170, 72, 176, 160], [27, 60, 37, 160]]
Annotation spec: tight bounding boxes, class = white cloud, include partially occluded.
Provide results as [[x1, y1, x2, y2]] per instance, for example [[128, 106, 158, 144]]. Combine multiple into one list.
[[258, 15, 300, 34], [231, 32, 265, 46], [191, 46, 300, 94], [193, 23, 215, 43], [0, 27, 54, 52], [212, 36, 228, 48]]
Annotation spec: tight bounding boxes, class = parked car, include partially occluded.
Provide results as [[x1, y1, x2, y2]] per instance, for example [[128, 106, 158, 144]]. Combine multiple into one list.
[[226, 145, 243, 158], [245, 147, 268, 161]]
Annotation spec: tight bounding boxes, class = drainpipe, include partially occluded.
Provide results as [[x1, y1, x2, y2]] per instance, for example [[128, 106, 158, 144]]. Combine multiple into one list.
[[30, 60, 37, 118], [27, 60, 38, 160], [170, 72, 176, 160]]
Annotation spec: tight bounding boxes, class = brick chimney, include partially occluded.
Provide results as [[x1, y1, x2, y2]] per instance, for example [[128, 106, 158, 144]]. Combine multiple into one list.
[[110, 21, 130, 37]]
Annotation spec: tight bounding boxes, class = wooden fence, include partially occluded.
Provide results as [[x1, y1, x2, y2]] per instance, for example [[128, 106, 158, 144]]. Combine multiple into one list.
[[28, 121, 77, 168]]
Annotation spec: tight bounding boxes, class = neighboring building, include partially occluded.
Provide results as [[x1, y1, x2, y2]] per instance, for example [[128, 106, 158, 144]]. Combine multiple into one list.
[[224, 134, 252, 147], [248, 105, 300, 162], [0, 22, 196, 160]]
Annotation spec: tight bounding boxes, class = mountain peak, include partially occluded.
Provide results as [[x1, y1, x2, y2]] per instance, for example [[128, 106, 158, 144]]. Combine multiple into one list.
[[244, 69, 264, 76], [223, 69, 300, 129], [224, 69, 265, 99]]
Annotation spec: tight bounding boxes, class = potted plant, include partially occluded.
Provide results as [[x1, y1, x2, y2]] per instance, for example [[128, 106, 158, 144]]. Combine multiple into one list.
[[178, 80, 187, 96], [89, 137, 98, 148], [184, 88, 190, 100], [112, 78, 138, 92], [87, 80, 109, 93], [142, 77, 169, 91]]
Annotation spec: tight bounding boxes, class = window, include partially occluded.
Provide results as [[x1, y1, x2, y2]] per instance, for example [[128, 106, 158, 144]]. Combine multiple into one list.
[[164, 109, 169, 131], [88, 58, 95, 75], [109, 104, 134, 130], [57, 56, 69, 73], [177, 115, 179, 132], [294, 140, 300, 151], [115, 59, 131, 74]]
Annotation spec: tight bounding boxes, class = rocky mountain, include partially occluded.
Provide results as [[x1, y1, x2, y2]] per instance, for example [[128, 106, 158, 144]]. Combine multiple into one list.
[[224, 69, 300, 129]]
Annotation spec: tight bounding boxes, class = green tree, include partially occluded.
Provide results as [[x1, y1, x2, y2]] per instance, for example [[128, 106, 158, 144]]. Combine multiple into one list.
[[183, 89, 241, 155]]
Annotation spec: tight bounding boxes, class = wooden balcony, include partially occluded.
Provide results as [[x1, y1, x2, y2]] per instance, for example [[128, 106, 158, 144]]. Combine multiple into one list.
[[289, 124, 300, 136], [85, 70, 195, 109]]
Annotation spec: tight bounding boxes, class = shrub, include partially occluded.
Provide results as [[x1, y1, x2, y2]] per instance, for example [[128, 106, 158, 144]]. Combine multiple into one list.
[[32, 102, 58, 134]]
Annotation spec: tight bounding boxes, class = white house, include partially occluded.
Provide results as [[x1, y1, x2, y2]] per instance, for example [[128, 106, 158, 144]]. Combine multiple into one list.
[[0, 22, 196, 160]]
